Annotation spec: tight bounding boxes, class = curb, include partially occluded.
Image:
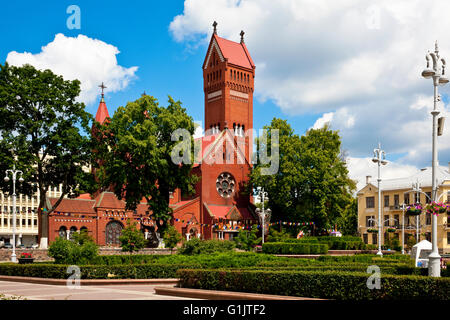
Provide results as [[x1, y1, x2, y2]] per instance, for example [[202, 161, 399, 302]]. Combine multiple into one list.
[[154, 287, 324, 300], [0, 275, 179, 286]]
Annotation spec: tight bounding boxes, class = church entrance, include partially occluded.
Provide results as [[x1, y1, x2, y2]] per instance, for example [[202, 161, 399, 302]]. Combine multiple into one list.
[[106, 221, 123, 245]]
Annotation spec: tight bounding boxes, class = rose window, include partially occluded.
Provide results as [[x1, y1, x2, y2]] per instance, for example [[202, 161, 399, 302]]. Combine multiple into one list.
[[216, 172, 235, 198]]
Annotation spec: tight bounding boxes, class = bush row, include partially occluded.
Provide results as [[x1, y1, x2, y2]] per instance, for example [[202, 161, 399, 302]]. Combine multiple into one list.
[[177, 268, 450, 300], [0, 263, 194, 279], [262, 242, 328, 254], [284, 238, 366, 250]]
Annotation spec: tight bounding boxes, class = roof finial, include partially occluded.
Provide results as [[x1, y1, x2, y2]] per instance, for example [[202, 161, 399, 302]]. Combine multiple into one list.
[[435, 40, 439, 55], [99, 82, 107, 101], [240, 30, 245, 43], [141, 90, 147, 97], [213, 21, 218, 34]]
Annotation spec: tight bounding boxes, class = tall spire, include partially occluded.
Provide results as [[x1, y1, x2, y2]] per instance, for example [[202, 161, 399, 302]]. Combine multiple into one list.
[[95, 82, 110, 124]]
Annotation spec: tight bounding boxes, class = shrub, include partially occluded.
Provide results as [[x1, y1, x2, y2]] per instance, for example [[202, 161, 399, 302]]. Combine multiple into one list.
[[262, 242, 328, 254], [163, 225, 182, 253], [233, 225, 260, 251], [178, 238, 235, 255], [119, 219, 147, 254], [48, 237, 99, 265], [178, 269, 450, 300]]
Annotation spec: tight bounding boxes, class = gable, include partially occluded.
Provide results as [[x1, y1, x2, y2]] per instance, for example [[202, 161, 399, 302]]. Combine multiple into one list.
[[203, 37, 225, 69]]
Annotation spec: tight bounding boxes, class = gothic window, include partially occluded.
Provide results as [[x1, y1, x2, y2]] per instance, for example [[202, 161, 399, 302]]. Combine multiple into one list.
[[230, 70, 232, 79], [216, 172, 235, 198]]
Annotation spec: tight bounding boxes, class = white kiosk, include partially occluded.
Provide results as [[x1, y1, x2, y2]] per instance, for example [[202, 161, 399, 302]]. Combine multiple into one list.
[[410, 240, 432, 268]]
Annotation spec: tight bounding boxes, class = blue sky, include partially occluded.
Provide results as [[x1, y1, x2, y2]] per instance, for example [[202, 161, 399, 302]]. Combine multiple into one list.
[[0, 1, 317, 137], [3, 0, 450, 190]]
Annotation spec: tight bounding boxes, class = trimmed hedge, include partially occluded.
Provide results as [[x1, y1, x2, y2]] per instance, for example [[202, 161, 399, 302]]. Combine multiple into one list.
[[178, 268, 450, 300], [285, 237, 365, 250], [262, 242, 328, 254], [0, 263, 195, 279]]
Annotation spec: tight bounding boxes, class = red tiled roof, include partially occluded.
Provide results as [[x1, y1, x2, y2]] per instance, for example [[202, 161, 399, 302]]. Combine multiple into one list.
[[49, 198, 96, 214], [204, 204, 256, 221], [95, 98, 110, 124], [214, 34, 254, 69], [95, 192, 126, 209]]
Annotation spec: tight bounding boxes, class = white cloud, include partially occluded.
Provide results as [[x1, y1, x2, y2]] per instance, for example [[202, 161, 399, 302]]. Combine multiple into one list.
[[169, 0, 450, 171], [312, 112, 333, 129], [346, 157, 419, 192], [6, 33, 138, 105]]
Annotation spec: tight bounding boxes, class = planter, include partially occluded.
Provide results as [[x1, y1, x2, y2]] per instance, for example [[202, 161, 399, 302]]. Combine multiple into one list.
[[18, 258, 34, 264], [367, 229, 378, 233], [406, 209, 422, 216], [387, 228, 396, 233]]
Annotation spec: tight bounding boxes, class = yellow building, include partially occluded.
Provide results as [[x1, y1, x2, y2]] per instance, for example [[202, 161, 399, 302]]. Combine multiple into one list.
[[357, 166, 450, 254], [0, 186, 63, 247]]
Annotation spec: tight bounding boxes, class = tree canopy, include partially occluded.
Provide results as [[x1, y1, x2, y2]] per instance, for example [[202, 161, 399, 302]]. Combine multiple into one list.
[[93, 95, 198, 235], [0, 63, 93, 246], [250, 118, 356, 233]]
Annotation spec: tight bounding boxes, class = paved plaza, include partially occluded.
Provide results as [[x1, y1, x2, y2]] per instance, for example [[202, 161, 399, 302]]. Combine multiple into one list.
[[0, 280, 198, 300]]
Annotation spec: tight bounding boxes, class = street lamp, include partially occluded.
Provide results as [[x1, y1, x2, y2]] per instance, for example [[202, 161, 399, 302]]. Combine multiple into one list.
[[422, 41, 448, 277], [255, 188, 271, 245], [4, 164, 24, 263], [372, 142, 387, 256]]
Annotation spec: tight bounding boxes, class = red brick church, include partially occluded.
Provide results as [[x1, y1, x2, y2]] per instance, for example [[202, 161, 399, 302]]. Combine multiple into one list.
[[44, 23, 258, 246]]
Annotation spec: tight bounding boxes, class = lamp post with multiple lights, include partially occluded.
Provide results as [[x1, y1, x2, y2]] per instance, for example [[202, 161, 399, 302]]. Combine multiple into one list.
[[4, 164, 24, 263], [421, 41, 448, 277], [372, 143, 387, 256], [255, 187, 271, 245]]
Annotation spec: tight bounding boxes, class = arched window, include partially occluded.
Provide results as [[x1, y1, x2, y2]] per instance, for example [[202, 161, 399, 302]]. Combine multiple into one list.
[[69, 226, 77, 241], [58, 226, 67, 239], [106, 221, 123, 245]]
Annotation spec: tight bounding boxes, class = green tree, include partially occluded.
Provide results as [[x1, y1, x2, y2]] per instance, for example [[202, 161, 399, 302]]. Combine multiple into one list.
[[0, 63, 94, 247], [250, 119, 356, 233], [336, 197, 358, 235], [119, 220, 147, 255], [93, 94, 198, 235], [163, 225, 182, 253], [233, 225, 261, 251]]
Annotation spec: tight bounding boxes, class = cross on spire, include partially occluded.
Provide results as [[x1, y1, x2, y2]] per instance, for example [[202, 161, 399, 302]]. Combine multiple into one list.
[[240, 30, 245, 43], [99, 82, 107, 98], [213, 21, 218, 34]]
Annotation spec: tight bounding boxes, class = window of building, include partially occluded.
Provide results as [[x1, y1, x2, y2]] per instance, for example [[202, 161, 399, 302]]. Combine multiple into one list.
[[426, 192, 432, 204], [448, 232, 450, 244], [384, 215, 390, 227], [394, 194, 399, 206], [404, 193, 410, 205], [394, 214, 399, 227], [372, 233, 377, 245], [425, 232, 431, 242], [366, 216, 375, 227], [366, 197, 375, 208], [384, 195, 389, 207], [363, 234, 368, 244], [426, 212, 431, 225]]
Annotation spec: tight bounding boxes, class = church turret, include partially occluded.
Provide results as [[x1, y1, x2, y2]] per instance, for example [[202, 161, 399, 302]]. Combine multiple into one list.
[[202, 22, 255, 161], [95, 82, 110, 124]]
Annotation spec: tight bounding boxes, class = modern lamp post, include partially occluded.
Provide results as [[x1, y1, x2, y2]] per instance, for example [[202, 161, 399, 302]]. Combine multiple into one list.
[[421, 41, 448, 277], [372, 143, 387, 256], [4, 164, 24, 263]]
